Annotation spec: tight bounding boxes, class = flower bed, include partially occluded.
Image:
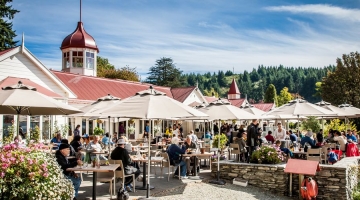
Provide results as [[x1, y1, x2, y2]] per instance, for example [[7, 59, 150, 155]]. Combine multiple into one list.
[[0, 143, 74, 199], [250, 145, 284, 164]]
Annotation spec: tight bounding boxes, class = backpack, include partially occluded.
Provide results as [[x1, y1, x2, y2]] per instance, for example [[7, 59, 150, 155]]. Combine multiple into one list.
[[300, 177, 318, 200], [327, 151, 338, 164], [117, 187, 129, 200]]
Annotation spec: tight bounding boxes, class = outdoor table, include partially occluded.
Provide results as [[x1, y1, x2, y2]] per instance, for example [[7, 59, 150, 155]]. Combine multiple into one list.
[[131, 156, 163, 190], [67, 163, 119, 200], [181, 152, 213, 179]]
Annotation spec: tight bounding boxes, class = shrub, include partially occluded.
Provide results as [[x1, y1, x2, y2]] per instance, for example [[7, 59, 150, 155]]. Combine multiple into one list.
[[212, 133, 228, 150], [0, 143, 74, 199], [250, 145, 283, 164]]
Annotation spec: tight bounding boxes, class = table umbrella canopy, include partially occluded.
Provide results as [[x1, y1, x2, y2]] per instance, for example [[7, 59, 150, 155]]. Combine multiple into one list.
[[69, 94, 121, 118], [0, 81, 82, 115], [315, 101, 358, 118], [338, 103, 360, 116], [99, 86, 208, 119], [264, 99, 337, 118], [197, 99, 257, 120], [240, 103, 266, 118]]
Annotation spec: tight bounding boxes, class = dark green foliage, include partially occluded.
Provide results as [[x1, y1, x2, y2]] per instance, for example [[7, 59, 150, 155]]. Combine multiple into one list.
[[146, 57, 185, 87], [0, 0, 19, 51], [264, 84, 278, 106]]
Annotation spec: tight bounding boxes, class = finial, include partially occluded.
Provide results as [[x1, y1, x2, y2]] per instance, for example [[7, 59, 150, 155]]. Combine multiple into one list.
[[18, 81, 23, 85], [150, 85, 153, 89], [21, 32, 24, 53], [80, 0, 82, 22]]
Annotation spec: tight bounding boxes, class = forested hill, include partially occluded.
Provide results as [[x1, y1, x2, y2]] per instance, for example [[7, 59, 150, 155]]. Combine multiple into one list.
[[182, 65, 336, 103]]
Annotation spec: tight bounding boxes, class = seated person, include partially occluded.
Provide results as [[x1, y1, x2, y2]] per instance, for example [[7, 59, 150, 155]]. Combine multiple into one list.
[[110, 139, 141, 192], [86, 136, 107, 160], [333, 131, 347, 152], [327, 148, 338, 164], [189, 130, 198, 144], [289, 130, 298, 143], [202, 131, 213, 140], [346, 129, 358, 143], [55, 144, 82, 200], [184, 135, 198, 175], [70, 135, 83, 152], [101, 133, 114, 147], [300, 131, 316, 148], [274, 140, 293, 158], [50, 133, 62, 150], [112, 132, 118, 144], [167, 137, 187, 179], [265, 131, 275, 144], [61, 139, 77, 162], [13, 135, 26, 148], [236, 132, 248, 162]]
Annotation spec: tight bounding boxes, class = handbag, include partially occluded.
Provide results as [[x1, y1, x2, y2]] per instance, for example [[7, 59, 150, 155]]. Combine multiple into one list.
[[117, 187, 129, 200]]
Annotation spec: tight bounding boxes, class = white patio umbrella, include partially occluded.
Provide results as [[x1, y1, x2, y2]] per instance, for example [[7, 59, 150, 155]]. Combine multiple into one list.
[[99, 86, 208, 199], [240, 103, 266, 118], [0, 81, 82, 136], [197, 99, 257, 185]]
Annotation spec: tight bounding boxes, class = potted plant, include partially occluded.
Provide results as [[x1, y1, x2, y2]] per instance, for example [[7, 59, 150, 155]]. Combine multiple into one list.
[[250, 145, 283, 164], [30, 125, 40, 143], [212, 133, 228, 158], [93, 127, 104, 136]]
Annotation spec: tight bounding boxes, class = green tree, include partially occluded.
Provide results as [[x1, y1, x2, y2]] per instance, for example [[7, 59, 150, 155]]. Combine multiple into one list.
[[0, 0, 19, 50], [277, 87, 293, 106], [301, 116, 321, 133], [264, 84, 278, 106], [322, 52, 360, 107], [217, 70, 227, 87], [97, 57, 139, 81], [147, 57, 183, 87], [203, 87, 219, 97], [314, 82, 322, 98]]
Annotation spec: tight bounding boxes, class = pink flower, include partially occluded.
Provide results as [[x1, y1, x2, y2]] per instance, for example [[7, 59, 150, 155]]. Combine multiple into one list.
[[2, 163, 9, 170], [43, 172, 49, 178], [0, 172, 4, 178], [27, 158, 33, 165]]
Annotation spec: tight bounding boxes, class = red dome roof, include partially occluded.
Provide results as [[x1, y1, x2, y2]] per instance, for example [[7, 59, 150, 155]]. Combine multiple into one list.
[[60, 22, 99, 52]]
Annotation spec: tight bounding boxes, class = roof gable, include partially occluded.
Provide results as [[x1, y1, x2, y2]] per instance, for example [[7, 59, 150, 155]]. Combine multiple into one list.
[[52, 70, 173, 101], [171, 86, 196, 103], [253, 103, 275, 112], [228, 98, 246, 107]]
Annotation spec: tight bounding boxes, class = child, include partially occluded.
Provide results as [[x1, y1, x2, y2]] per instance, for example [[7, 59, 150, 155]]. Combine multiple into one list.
[[327, 148, 338, 164], [274, 140, 293, 158]]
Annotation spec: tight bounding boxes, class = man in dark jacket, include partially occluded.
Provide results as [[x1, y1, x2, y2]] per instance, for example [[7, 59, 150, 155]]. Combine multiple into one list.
[[167, 137, 187, 179], [110, 139, 140, 192], [56, 143, 82, 200], [246, 119, 259, 161]]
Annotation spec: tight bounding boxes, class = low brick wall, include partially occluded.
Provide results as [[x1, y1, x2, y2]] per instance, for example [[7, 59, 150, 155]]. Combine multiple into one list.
[[211, 157, 360, 200]]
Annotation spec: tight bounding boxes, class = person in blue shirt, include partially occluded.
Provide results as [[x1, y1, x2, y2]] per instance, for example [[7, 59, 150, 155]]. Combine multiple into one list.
[[101, 133, 114, 146], [167, 137, 187, 179], [300, 131, 316, 147], [202, 131, 213, 140], [289, 130, 298, 143], [50, 133, 62, 150], [346, 129, 357, 142]]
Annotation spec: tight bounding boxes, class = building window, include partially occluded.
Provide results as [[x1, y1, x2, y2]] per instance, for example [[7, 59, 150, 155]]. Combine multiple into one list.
[[72, 51, 83, 68], [86, 52, 95, 69], [63, 52, 70, 69]]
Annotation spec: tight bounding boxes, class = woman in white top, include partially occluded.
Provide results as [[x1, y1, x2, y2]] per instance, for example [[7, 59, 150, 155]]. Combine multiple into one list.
[[333, 131, 347, 152], [275, 123, 287, 140]]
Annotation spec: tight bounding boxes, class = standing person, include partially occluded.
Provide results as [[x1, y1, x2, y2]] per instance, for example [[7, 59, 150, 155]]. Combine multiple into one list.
[[55, 143, 82, 200], [178, 124, 183, 138], [236, 132, 247, 162], [213, 122, 219, 135], [316, 129, 324, 144], [73, 125, 80, 137], [246, 119, 259, 162], [143, 122, 150, 138], [189, 130, 198, 144], [111, 139, 140, 192], [275, 123, 286, 140], [119, 122, 125, 137]]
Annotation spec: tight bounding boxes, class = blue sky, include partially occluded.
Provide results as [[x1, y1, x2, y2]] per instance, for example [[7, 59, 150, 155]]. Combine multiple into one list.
[[10, 0, 360, 78]]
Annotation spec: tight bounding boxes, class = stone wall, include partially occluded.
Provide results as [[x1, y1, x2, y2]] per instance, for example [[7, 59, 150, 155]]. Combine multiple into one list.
[[211, 157, 360, 200]]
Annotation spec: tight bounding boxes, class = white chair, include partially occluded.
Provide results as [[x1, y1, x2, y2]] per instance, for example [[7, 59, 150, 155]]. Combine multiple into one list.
[[161, 153, 180, 181], [109, 159, 136, 192]]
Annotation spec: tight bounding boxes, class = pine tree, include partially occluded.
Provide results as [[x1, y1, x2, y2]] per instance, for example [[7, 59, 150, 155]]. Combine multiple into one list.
[[0, 0, 19, 51], [264, 84, 278, 106]]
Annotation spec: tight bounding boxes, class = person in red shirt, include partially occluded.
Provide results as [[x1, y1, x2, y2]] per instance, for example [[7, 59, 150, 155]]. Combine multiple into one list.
[[265, 131, 275, 144]]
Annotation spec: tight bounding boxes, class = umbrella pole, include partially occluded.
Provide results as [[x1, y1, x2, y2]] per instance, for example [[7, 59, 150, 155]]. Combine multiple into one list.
[[108, 116, 111, 154], [209, 119, 225, 185], [16, 113, 20, 137], [147, 119, 152, 198], [321, 116, 324, 130]]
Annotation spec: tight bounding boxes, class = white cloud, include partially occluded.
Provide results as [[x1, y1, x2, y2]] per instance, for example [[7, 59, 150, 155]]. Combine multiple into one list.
[[265, 4, 360, 22]]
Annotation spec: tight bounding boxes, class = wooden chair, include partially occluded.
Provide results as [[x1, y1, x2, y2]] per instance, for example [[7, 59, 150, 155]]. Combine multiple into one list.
[[307, 148, 322, 163], [108, 159, 136, 192], [160, 153, 180, 181], [229, 143, 241, 162], [96, 169, 115, 199], [321, 146, 328, 164]]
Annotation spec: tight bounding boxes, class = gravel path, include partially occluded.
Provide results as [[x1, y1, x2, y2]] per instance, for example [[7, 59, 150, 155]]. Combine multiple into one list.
[[152, 181, 294, 200]]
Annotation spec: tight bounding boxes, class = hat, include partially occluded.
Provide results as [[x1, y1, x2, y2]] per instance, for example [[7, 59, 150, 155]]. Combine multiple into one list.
[[58, 143, 70, 151], [82, 134, 89, 138], [117, 139, 126, 145]]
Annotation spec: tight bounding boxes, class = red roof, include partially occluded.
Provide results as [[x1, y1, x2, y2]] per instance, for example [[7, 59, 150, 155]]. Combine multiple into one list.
[[228, 99, 246, 107], [52, 70, 173, 101], [171, 86, 195, 102], [61, 22, 99, 52], [0, 77, 62, 98], [253, 103, 275, 112], [204, 96, 218, 104], [0, 47, 16, 56], [228, 78, 240, 95]]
